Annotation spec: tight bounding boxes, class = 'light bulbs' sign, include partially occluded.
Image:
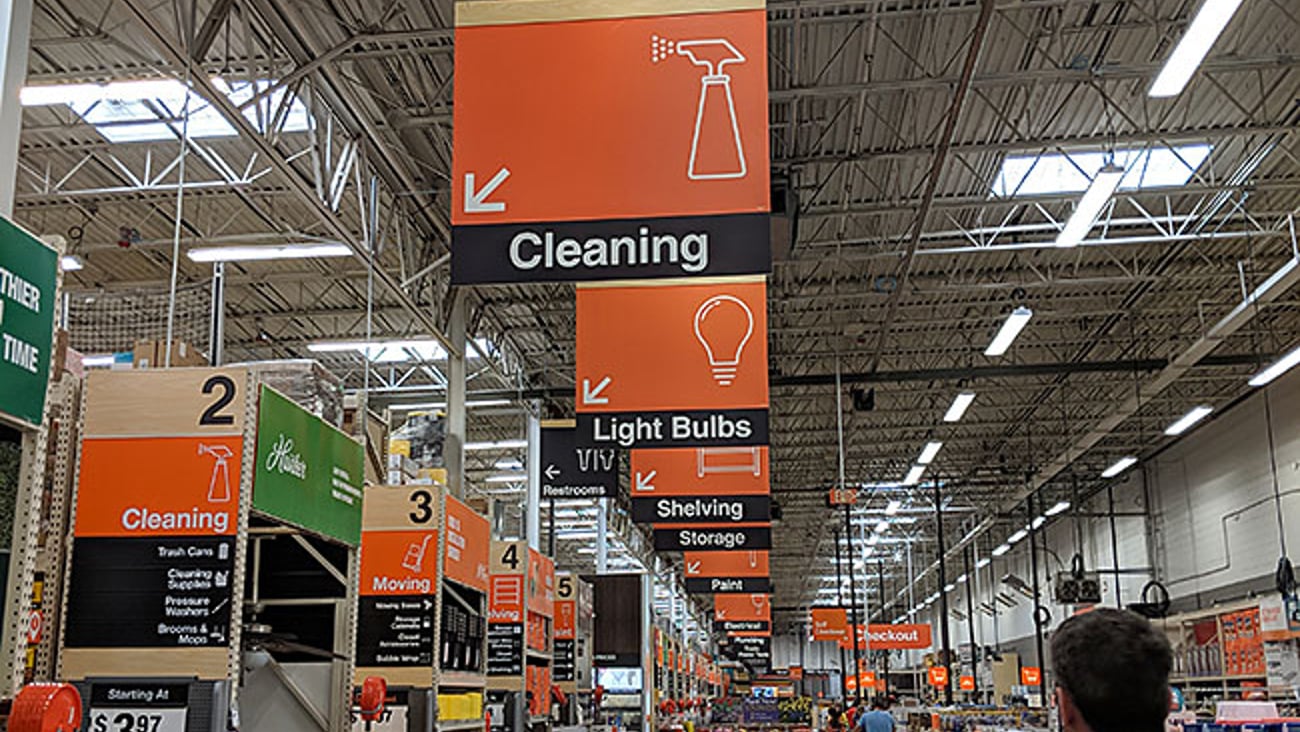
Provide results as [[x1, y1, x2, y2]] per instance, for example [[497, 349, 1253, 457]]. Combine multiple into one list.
[[574, 277, 768, 448]]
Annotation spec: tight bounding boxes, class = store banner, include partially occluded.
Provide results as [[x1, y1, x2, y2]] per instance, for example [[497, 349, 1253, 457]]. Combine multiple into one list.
[[867, 623, 933, 650], [810, 608, 848, 642], [575, 278, 768, 448], [253, 386, 365, 546], [632, 447, 770, 496], [928, 666, 949, 688], [355, 485, 440, 675], [444, 494, 491, 592], [527, 548, 556, 618], [540, 421, 618, 499], [450, 0, 769, 284], [0, 216, 59, 428], [959, 675, 976, 691], [654, 522, 771, 551], [715, 593, 770, 623]]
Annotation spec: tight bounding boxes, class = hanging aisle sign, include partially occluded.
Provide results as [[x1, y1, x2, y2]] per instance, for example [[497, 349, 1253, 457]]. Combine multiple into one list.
[[0, 217, 59, 428], [540, 421, 618, 499], [451, 0, 770, 284], [575, 278, 768, 448], [683, 550, 771, 594]]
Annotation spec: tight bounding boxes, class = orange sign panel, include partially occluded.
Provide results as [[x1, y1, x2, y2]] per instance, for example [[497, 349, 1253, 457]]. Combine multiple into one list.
[[555, 599, 576, 640], [959, 675, 976, 691], [714, 593, 769, 622], [489, 574, 525, 624], [75, 436, 242, 538], [444, 495, 490, 592], [928, 666, 949, 688], [451, 4, 768, 225], [632, 447, 769, 496], [360, 530, 438, 597], [527, 549, 555, 618], [575, 279, 768, 448], [867, 623, 933, 650], [1021, 666, 1042, 686], [684, 550, 769, 578], [810, 608, 848, 641]]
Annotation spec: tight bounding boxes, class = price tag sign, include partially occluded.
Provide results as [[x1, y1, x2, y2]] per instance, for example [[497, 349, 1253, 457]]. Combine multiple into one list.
[[88, 682, 189, 732]]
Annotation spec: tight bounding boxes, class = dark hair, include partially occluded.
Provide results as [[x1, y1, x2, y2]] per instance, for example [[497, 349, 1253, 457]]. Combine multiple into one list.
[[1051, 609, 1172, 732], [871, 697, 888, 710]]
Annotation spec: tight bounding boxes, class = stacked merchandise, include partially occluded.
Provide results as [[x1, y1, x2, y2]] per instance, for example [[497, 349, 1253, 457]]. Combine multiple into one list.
[[1222, 609, 1266, 678], [908, 709, 1051, 732], [441, 590, 486, 673]]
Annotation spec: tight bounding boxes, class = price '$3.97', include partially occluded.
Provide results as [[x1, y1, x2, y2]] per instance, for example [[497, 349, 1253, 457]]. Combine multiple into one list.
[[90, 708, 187, 732]]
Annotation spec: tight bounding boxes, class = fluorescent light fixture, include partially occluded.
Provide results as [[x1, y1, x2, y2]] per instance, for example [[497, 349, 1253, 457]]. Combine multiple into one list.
[[1149, 0, 1246, 98], [1102, 456, 1138, 478], [884, 500, 902, 515], [917, 441, 943, 465], [81, 354, 116, 367], [984, 306, 1033, 357], [60, 255, 84, 271], [1031, 516, 1046, 530], [21, 83, 103, 106], [1045, 501, 1071, 517], [494, 458, 524, 471], [1055, 164, 1124, 248], [188, 243, 352, 262], [943, 392, 976, 423], [864, 546, 875, 557], [874, 520, 890, 534], [926, 592, 940, 603], [903, 465, 926, 486], [1249, 344, 1300, 387], [1007, 528, 1029, 544], [976, 557, 991, 568], [944, 584, 956, 593], [867, 534, 880, 546], [993, 145, 1212, 197], [485, 474, 527, 484], [465, 439, 527, 451], [957, 574, 968, 584], [991, 544, 1011, 557], [1165, 405, 1214, 435], [390, 399, 513, 412]]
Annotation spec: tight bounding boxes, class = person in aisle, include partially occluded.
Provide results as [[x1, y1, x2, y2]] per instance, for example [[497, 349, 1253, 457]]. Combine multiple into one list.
[[826, 704, 845, 732], [845, 700, 861, 731], [1052, 609, 1173, 732], [858, 697, 894, 732]]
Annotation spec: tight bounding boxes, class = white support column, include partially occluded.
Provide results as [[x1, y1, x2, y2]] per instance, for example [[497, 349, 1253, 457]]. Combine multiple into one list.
[[0, 0, 33, 217], [444, 292, 467, 499], [526, 408, 541, 550], [596, 499, 608, 573]]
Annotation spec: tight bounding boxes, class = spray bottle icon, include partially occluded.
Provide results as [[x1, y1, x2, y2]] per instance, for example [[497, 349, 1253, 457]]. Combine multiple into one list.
[[199, 443, 234, 503], [652, 36, 748, 180]]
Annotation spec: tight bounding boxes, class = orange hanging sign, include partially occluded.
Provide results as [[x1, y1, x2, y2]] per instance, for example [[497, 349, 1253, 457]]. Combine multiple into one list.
[[1021, 667, 1042, 686], [928, 667, 949, 688], [810, 608, 848, 641], [631, 447, 770, 496], [714, 593, 770, 622], [444, 494, 490, 592], [959, 675, 976, 691]]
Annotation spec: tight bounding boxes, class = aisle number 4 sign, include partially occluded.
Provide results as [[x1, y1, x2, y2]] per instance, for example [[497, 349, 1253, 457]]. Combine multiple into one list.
[[451, 0, 770, 284]]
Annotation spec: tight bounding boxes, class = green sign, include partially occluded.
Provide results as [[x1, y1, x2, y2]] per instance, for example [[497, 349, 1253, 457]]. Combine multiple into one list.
[[254, 385, 364, 546], [0, 217, 58, 428]]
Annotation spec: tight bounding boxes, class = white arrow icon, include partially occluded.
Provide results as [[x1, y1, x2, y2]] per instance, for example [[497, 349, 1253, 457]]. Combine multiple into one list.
[[545, 464, 561, 480], [464, 168, 510, 213], [635, 470, 657, 492], [582, 376, 612, 405], [717, 609, 727, 619], [686, 561, 701, 575]]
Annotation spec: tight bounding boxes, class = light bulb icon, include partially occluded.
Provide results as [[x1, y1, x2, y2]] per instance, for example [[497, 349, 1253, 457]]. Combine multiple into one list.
[[693, 294, 754, 386]]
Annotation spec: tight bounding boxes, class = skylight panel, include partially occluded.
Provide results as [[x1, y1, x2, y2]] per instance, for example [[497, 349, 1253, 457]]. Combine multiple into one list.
[[992, 144, 1212, 197]]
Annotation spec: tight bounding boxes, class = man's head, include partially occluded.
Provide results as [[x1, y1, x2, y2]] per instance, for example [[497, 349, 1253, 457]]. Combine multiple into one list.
[[871, 697, 889, 710], [1051, 609, 1172, 732]]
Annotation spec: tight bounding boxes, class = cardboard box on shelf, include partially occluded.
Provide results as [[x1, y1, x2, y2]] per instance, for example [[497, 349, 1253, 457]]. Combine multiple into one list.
[[132, 339, 208, 368]]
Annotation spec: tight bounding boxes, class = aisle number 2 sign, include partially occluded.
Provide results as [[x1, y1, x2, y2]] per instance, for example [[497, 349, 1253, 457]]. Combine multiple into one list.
[[451, 0, 770, 284]]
